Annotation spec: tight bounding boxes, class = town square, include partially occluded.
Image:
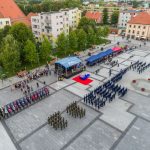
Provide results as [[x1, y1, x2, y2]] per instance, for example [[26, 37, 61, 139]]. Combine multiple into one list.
[[0, 0, 150, 150]]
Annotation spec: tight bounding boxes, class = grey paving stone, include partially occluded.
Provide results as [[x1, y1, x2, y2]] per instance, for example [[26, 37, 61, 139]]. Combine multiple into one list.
[[115, 118, 150, 150], [111, 64, 127, 72], [130, 51, 148, 57], [122, 90, 150, 121], [99, 98, 135, 131], [0, 80, 47, 106], [65, 120, 121, 150], [19, 103, 99, 150], [5, 90, 79, 141], [121, 60, 134, 66], [37, 74, 57, 85], [0, 122, 17, 150], [112, 57, 126, 63]]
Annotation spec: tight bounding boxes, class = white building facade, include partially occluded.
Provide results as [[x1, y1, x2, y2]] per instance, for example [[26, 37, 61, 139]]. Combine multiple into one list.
[[118, 10, 142, 34], [0, 18, 11, 29], [31, 8, 81, 44]]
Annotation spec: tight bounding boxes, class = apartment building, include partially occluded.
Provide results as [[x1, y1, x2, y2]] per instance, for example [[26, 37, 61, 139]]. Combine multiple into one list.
[[125, 11, 150, 40], [63, 8, 81, 29], [31, 8, 81, 44]]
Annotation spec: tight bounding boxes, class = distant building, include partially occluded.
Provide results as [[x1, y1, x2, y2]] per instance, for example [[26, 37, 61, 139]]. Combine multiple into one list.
[[0, 18, 11, 29], [125, 11, 150, 40], [85, 11, 102, 23], [61, 8, 81, 29], [27, 12, 38, 23], [118, 9, 142, 34], [0, 0, 30, 26], [31, 8, 81, 45]]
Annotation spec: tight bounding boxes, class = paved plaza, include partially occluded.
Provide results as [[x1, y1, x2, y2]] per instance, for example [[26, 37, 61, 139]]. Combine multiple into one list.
[[0, 37, 150, 150]]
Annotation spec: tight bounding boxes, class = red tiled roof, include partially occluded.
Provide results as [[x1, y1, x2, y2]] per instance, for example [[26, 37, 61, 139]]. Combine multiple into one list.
[[27, 12, 38, 20], [0, 0, 30, 26], [128, 11, 150, 25], [85, 11, 102, 23]]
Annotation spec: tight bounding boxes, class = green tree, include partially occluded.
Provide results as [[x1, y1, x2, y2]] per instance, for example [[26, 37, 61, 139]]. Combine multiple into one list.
[[10, 23, 34, 61], [64, 0, 81, 8], [41, 0, 52, 12], [69, 30, 78, 53], [95, 26, 110, 44], [78, 17, 96, 32], [0, 35, 20, 73], [103, 8, 109, 25], [102, 26, 110, 37], [10, 23, 34, 45], [56, 33, 69, 57], [87, 27, 96, 47], [40, 36, 52, 62], [0, 25, 11, 47], [24, 40, 38, 66], [77, 29, 87, 51], [132, 1, 139, 8], [111, 11, 119, 25]]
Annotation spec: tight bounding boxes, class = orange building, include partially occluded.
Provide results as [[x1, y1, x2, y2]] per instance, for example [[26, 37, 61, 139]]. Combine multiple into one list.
[[0, 0, 30, 26], [125, 11, 150, 40]]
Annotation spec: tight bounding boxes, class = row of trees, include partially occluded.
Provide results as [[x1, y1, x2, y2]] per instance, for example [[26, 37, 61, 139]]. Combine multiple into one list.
[[56, 17, 110, 57], [0, 17, 109, 75], [103, 8, 119, 25], [17, 0, 81, 15], [0, 23, 52, 75]]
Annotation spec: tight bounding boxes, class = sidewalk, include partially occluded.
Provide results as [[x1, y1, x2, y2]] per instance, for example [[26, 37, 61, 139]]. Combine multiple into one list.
[[0, 122, 16, 150]]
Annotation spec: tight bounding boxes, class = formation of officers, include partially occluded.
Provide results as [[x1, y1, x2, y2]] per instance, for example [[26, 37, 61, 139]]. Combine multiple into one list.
[[83, 69, 128, 110], [84, 81, 127, 109], [128, 60, 150, 74], [66, 102, 86, 118], [48, 111, 67, 130]]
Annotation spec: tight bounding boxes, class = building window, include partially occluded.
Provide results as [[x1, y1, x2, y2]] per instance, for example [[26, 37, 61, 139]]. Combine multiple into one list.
[[133, 30, 135, 33], [129, 25, 131, 27], [128, 30, 130, 33], [42, 29, 44, 32], [142, 32, 145, 35], [57, 29, 59, 31], [138, 26, 140, 28], [143, 26, 146, 29], [41, 16, 43, 19], [137, 31, 139, 34], [134, 25, 136, 28], [6, 21, 9, 25]]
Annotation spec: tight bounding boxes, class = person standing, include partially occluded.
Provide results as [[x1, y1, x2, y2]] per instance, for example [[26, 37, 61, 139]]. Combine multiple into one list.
[[109, 69, 112, 76], [36, 82, 39, 88]]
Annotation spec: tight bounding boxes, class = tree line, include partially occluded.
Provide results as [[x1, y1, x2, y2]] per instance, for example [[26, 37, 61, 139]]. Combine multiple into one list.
[[56, 17, 110, 57], [0, 17, 109, 76], [103, 8, 119, 26], [17, 0, 81, 15]]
